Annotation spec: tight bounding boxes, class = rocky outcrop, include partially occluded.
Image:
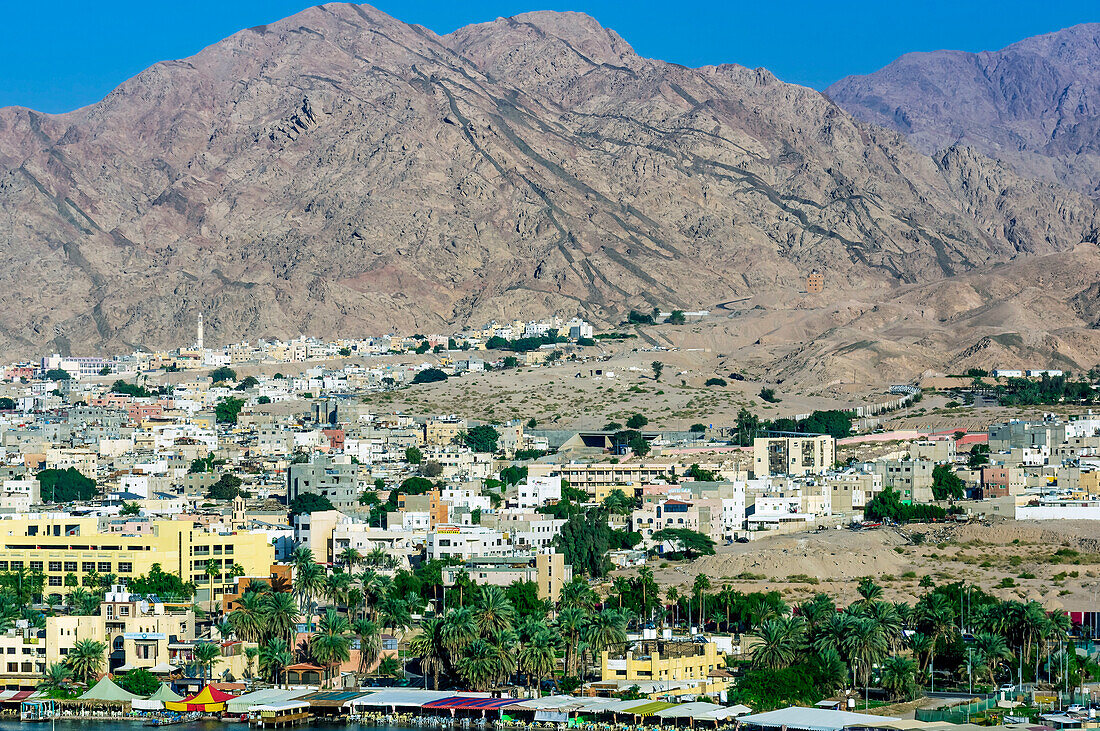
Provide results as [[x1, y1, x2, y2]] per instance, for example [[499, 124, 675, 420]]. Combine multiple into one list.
[[827, 23, 1100, 197], [0, 4, 1096, 361]]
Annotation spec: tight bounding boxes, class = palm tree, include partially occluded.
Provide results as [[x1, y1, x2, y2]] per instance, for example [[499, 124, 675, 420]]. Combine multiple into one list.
[[353, 618, 382, 676], [261, 591, 300, 646], [290, 545, 316, 570], [518, 627, 561, 695], [310, 609, 352, 687], [612, 577, 631, 609], [585, 609, 628, 673], [475, 586, 515, 636], [407, 616, 447, 689], [259, 638, 294, 686], [880, 656, 917, 701], [916, 593, 956, 687], [844, 616, 888, 701], [203, 559, 221, 617], [338, 547, 363, 570], [973, 632, 1013, 687], [244, 646, 259, 679], [555, 607, 588, 677], [866, 601, 904, 653], [908, 632, 933, 675], [193, 642, 222, 682], [666, 587, 680, 627], [324, 571, 353, 610], [293, 561, 326, 623], [457, 638, 501, 691], [376, 656, 401, 678], [37, 662, 71, 695], [692, 574, 712, 627], [856, 577, 883, 605], [378, 596, 412, 636], [66, 638, 106, 686], [751, 616, 805, 670], [229, 590, 266, 642], [442, 607, 478, 658]]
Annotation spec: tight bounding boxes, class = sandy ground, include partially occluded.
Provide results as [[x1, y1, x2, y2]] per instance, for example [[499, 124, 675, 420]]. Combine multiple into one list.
[[609, 517, 1100, 612]]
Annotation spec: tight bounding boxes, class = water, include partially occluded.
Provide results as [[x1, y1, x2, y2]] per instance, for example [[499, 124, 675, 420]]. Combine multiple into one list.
[[0, 722, 402, 731]]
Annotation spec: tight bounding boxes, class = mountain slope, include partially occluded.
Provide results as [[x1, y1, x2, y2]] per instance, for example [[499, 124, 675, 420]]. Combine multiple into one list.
[[827, 23, 1100, 197], [0, 3, 1097, 369]]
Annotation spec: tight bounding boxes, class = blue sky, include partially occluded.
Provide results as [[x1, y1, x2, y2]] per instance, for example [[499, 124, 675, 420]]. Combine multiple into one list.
[[2, 0, 1096, 113]]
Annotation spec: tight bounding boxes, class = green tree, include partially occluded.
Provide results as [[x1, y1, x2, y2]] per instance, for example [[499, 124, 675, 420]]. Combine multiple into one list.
[[666, 310, 686, 325], [37, 467, 97, 502], [310, 609, 352, 687], [462, 425, 501, 453], [44, 368, 71, 381], [651, 361, 664, 381], [932, 465, 965, 500], [235, 376, 259, 391], [259, 638, 294, 685], [412, 368, 448, 384], [209, 366, 237, 383], [207, 473, 248, 501], [554, 509, 614, 578], [37, 663, 71, 697], [215, 397, 245, 424], [880, 656, 918, 701], [116, 668, 159, 696], [290, 493, 336, 514], [625, 413, 648, 429], [736, 407, 760, 446], [119, 501, 141, 516], [66, 638, 106, 686], [759, 387, 780, 403], [651, 528, 716, 558], [407, 616, 447, 689], [751, 617, 806, 670], [405, 446, 423, 465]]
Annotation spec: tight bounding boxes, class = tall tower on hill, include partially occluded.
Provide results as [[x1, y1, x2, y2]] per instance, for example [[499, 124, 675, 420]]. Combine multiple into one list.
[[197, 312, 204, 350]]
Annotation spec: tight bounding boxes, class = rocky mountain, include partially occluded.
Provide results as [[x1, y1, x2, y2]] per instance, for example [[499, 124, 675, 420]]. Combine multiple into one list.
[[827, 24, 1100, 197], [0, 4, 1098, 380]]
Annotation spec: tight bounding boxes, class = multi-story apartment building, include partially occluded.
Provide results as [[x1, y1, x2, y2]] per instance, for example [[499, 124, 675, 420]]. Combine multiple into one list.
[[0, 517, 273, 605], [442, 553, 571, 602], [551, 463, 676, 499], [287, 454, 360, 509], [752, 435, 835, 477]]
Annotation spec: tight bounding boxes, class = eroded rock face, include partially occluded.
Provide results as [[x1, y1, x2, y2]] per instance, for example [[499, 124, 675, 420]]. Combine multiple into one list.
[[0, 4, 1096, 360], [827, 23, 1100, 197]]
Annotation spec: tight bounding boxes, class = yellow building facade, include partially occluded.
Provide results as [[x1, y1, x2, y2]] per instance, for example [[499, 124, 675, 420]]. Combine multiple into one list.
[[0, 518, 273, 603], [599, 641, 733, 699]]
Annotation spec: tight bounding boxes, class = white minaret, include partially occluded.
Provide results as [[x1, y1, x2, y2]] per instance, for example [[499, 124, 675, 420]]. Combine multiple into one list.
[[197, 312, 204, 350]]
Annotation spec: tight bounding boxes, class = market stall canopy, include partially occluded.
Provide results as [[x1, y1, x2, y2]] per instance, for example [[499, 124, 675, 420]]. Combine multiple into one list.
[[740, 708, 898, 731], [148, 663, 178, 674], [509, 696, 589, 712], [80, 676, 142, 702], [698, 705, 752, 721], [227, 689, 310, 715], [655, 703, 725, 720], [421, 696, 521, 710], [347, 690, 478, 708], [148, 684, 185, 703], [164, 685, 237, 713]]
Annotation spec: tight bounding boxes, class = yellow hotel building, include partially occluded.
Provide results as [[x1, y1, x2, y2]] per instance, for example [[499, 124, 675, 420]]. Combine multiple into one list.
[[0, 517, 274, 603]]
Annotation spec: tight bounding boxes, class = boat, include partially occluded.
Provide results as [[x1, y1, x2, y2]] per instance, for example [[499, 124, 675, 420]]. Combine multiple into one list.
[[248, 701, 313, 728], [145, 712, 204, 727], [20, 700, 56, 723]]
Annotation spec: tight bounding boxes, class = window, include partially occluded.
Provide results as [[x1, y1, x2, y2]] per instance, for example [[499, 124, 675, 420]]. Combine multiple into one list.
[[48, 562, 61, 572], [5, 648, 13, 655], [29, 561, 42, 571], [0, 562, 8, 571], [118, 563, 132, 573], [119, 606, 129, 617], [48, 577, 61, 586], [81, 562, 95, 573], [6, 663, 14, 673], [9, 561, 22, 570], [64, 562, 77, 572], [98, 562, 111, 572]]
